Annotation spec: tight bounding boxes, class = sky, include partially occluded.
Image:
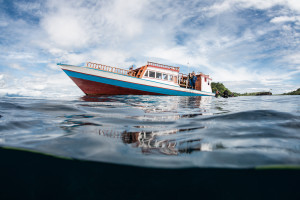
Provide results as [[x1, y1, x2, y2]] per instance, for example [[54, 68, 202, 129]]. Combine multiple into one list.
[[0, 0, 299, 97]]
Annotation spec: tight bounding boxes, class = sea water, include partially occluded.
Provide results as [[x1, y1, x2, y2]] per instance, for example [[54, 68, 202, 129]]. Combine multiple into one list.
[[0, 95, 299, 168]]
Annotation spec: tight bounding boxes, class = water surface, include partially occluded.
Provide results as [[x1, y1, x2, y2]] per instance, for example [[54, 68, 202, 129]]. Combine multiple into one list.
[[0, 95, 299, 168]]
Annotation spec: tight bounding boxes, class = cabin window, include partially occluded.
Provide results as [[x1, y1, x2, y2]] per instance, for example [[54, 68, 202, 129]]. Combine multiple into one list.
[[208, 81, 210, 85], [174, 76, 178, 83], [163, 74, 168, 80], [156, 72, 162, 79], [149, 71, 155, 78], [144, 70, 149, 77], [169, 75, 173, 81]]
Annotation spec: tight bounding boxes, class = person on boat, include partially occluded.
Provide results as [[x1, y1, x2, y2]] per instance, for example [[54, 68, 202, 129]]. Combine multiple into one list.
[[128, 66, 134, 76], [223, 90, 229, 98], [215, 90, 220, 97], [191, 72, 197, 89], [188, 73, 192, 88]]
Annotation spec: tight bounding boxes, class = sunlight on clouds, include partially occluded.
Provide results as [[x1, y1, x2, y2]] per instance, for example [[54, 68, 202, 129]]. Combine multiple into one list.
[[0, 74, 5, 88], [42, 14, 89, 48], [286, 0, 300, 12], [103, 0, 147, 38], [271, 16, 300, 23]]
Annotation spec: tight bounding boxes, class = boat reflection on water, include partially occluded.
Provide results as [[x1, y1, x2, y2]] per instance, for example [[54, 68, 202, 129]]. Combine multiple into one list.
[[80, 95, 212, 115], [63, 95, 216, 155], [98, 128, 216, 155]]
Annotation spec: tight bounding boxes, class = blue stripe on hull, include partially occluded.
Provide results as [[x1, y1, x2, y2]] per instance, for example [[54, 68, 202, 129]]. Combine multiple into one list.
[[63, 70, 212, 96]]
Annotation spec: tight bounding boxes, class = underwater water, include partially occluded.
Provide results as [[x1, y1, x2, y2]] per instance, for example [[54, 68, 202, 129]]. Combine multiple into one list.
[[0, 95, 299, 168]]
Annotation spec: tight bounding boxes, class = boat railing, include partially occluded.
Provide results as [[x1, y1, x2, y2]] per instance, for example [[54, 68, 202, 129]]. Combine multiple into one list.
[[147, 61, 180, 71], [86, 62, 136, 77]]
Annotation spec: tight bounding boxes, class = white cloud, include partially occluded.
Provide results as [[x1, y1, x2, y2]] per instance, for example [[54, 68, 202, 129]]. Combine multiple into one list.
[[41, 13, 89, 49], [0, 17, 8, 27], [283, 53, 300, 65], [9, 63, 24, 70], [0, 74, 5, 88], [271, 16, 299, 23], [223, 80, 296, 94], [47, 63, 61, 71], [286, 0, 300, 13], [0, 72, 83, 98], [14, 1, 43, 17]]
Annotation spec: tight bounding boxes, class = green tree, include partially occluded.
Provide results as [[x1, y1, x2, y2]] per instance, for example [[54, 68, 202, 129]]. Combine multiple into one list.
[[211, 82, 233, 95], [283, 88, 300, 95]]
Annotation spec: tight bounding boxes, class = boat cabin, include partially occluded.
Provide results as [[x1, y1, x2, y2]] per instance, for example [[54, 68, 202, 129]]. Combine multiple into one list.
[[133, 62, 179, 86], [86, 61, 212, 92], [133, 62, 212, 92]]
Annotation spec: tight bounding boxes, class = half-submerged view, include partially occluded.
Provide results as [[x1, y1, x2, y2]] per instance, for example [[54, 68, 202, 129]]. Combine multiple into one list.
[[58, 61, 214, 96]]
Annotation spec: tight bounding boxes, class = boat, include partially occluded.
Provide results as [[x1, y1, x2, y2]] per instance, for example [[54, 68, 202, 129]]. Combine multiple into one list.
[[58, 61, 214, 96]]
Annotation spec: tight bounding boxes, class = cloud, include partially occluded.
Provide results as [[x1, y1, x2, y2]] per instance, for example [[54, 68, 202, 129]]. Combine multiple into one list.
[[0, 72, 83, 98], [285, 53, 300, 65], [41, 11, 90, 49], [0, 74, 5, 88], [224, 79, 299, 94], [270, 16, 299, 23], [9, 63, 24, 70], [13, 1, 43, 17]]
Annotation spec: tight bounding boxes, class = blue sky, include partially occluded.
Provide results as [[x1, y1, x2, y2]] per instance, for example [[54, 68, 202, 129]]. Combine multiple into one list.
[[0, 0, 299, 97]]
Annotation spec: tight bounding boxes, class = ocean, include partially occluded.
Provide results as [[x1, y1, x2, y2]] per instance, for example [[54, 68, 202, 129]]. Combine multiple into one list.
[[1, 95, 300, 199]]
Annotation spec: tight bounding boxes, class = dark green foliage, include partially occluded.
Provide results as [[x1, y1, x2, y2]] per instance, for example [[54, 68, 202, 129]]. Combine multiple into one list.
[[283, 88, 300, 95], [211, 82, 234, 96]]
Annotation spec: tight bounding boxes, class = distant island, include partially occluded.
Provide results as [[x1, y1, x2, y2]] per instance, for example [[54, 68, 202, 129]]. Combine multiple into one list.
[[237, 92, 272, 96], [282, 88, 300, 95], [212, 82, 273, 97], [212, 82, 300, 96]]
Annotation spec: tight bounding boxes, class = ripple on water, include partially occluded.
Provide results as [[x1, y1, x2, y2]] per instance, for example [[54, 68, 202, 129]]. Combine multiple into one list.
[[0, 95, 299, 168]]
